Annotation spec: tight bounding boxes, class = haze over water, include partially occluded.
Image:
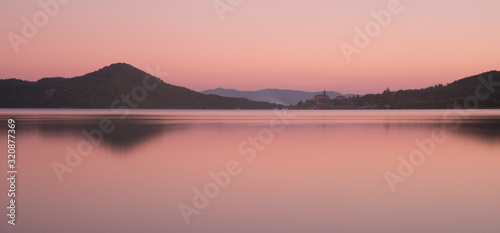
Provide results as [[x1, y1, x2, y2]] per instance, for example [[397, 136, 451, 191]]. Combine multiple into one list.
[[0, 109, 499, 233]]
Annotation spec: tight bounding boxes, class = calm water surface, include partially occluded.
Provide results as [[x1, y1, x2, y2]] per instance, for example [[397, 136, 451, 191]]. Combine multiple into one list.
[[0, 109, 499, 233]]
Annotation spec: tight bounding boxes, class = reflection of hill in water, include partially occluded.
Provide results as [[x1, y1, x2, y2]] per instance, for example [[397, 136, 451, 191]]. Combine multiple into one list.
[[377, 120, 500, 144], [454, 121, 500, 144], [1, 113, 499, 153], [28, 118, 190, 152]]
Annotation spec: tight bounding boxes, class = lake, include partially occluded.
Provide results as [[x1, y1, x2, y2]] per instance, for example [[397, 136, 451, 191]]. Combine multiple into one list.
[[1, 109, 499, 233]]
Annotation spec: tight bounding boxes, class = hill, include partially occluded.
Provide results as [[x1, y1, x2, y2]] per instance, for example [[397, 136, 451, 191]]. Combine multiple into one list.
[[0, 63, 282, 109], [202, 88, 357, 106], [293, 71, 500, 109], [358, 71, 500, 109]]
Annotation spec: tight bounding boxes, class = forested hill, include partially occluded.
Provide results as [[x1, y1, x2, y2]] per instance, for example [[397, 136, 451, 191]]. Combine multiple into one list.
[[0, 63, 282, 109], [347, 71, 500, 109]]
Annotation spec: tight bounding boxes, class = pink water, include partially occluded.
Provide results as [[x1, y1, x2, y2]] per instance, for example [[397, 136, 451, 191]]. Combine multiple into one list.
[[1, 110, 499, 233]]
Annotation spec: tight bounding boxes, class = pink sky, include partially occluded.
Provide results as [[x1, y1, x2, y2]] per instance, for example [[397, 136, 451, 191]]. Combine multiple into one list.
[[1, 0, 499, 94]]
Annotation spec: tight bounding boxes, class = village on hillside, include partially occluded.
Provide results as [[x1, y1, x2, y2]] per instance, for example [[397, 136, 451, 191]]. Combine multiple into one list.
[[293, 90, 376, 109]]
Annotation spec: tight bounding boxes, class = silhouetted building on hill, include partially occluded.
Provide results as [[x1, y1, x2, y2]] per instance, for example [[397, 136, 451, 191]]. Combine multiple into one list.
[[313, 90, 330, 109], [383, 87, 394, 95]]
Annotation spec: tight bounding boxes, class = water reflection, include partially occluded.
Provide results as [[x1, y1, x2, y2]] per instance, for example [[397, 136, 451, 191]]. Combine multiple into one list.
[[35, 119, 187, 152], [0, 110, 499, 233], [455, 121, 500, 143], [1, 110, 499, 153]]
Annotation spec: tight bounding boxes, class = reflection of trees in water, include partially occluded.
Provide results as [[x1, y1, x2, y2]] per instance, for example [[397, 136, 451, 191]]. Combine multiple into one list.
[[454, 121, 500, 144], [349, 120, 500, 144]]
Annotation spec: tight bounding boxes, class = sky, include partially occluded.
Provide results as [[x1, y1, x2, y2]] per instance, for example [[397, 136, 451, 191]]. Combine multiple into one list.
[[1, 0, 499, 94]]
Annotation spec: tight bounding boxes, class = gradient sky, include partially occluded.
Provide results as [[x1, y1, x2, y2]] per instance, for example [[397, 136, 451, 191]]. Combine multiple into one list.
[[1, 0, 499, 94]]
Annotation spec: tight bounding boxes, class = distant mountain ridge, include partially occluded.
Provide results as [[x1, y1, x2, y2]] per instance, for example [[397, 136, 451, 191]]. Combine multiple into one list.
[[202, 88, 357, 106], [0, 63, 281, 109]]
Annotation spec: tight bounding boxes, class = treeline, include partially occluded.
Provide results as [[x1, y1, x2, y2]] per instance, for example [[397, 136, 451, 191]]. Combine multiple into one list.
[[293, 71, 500, 109]]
